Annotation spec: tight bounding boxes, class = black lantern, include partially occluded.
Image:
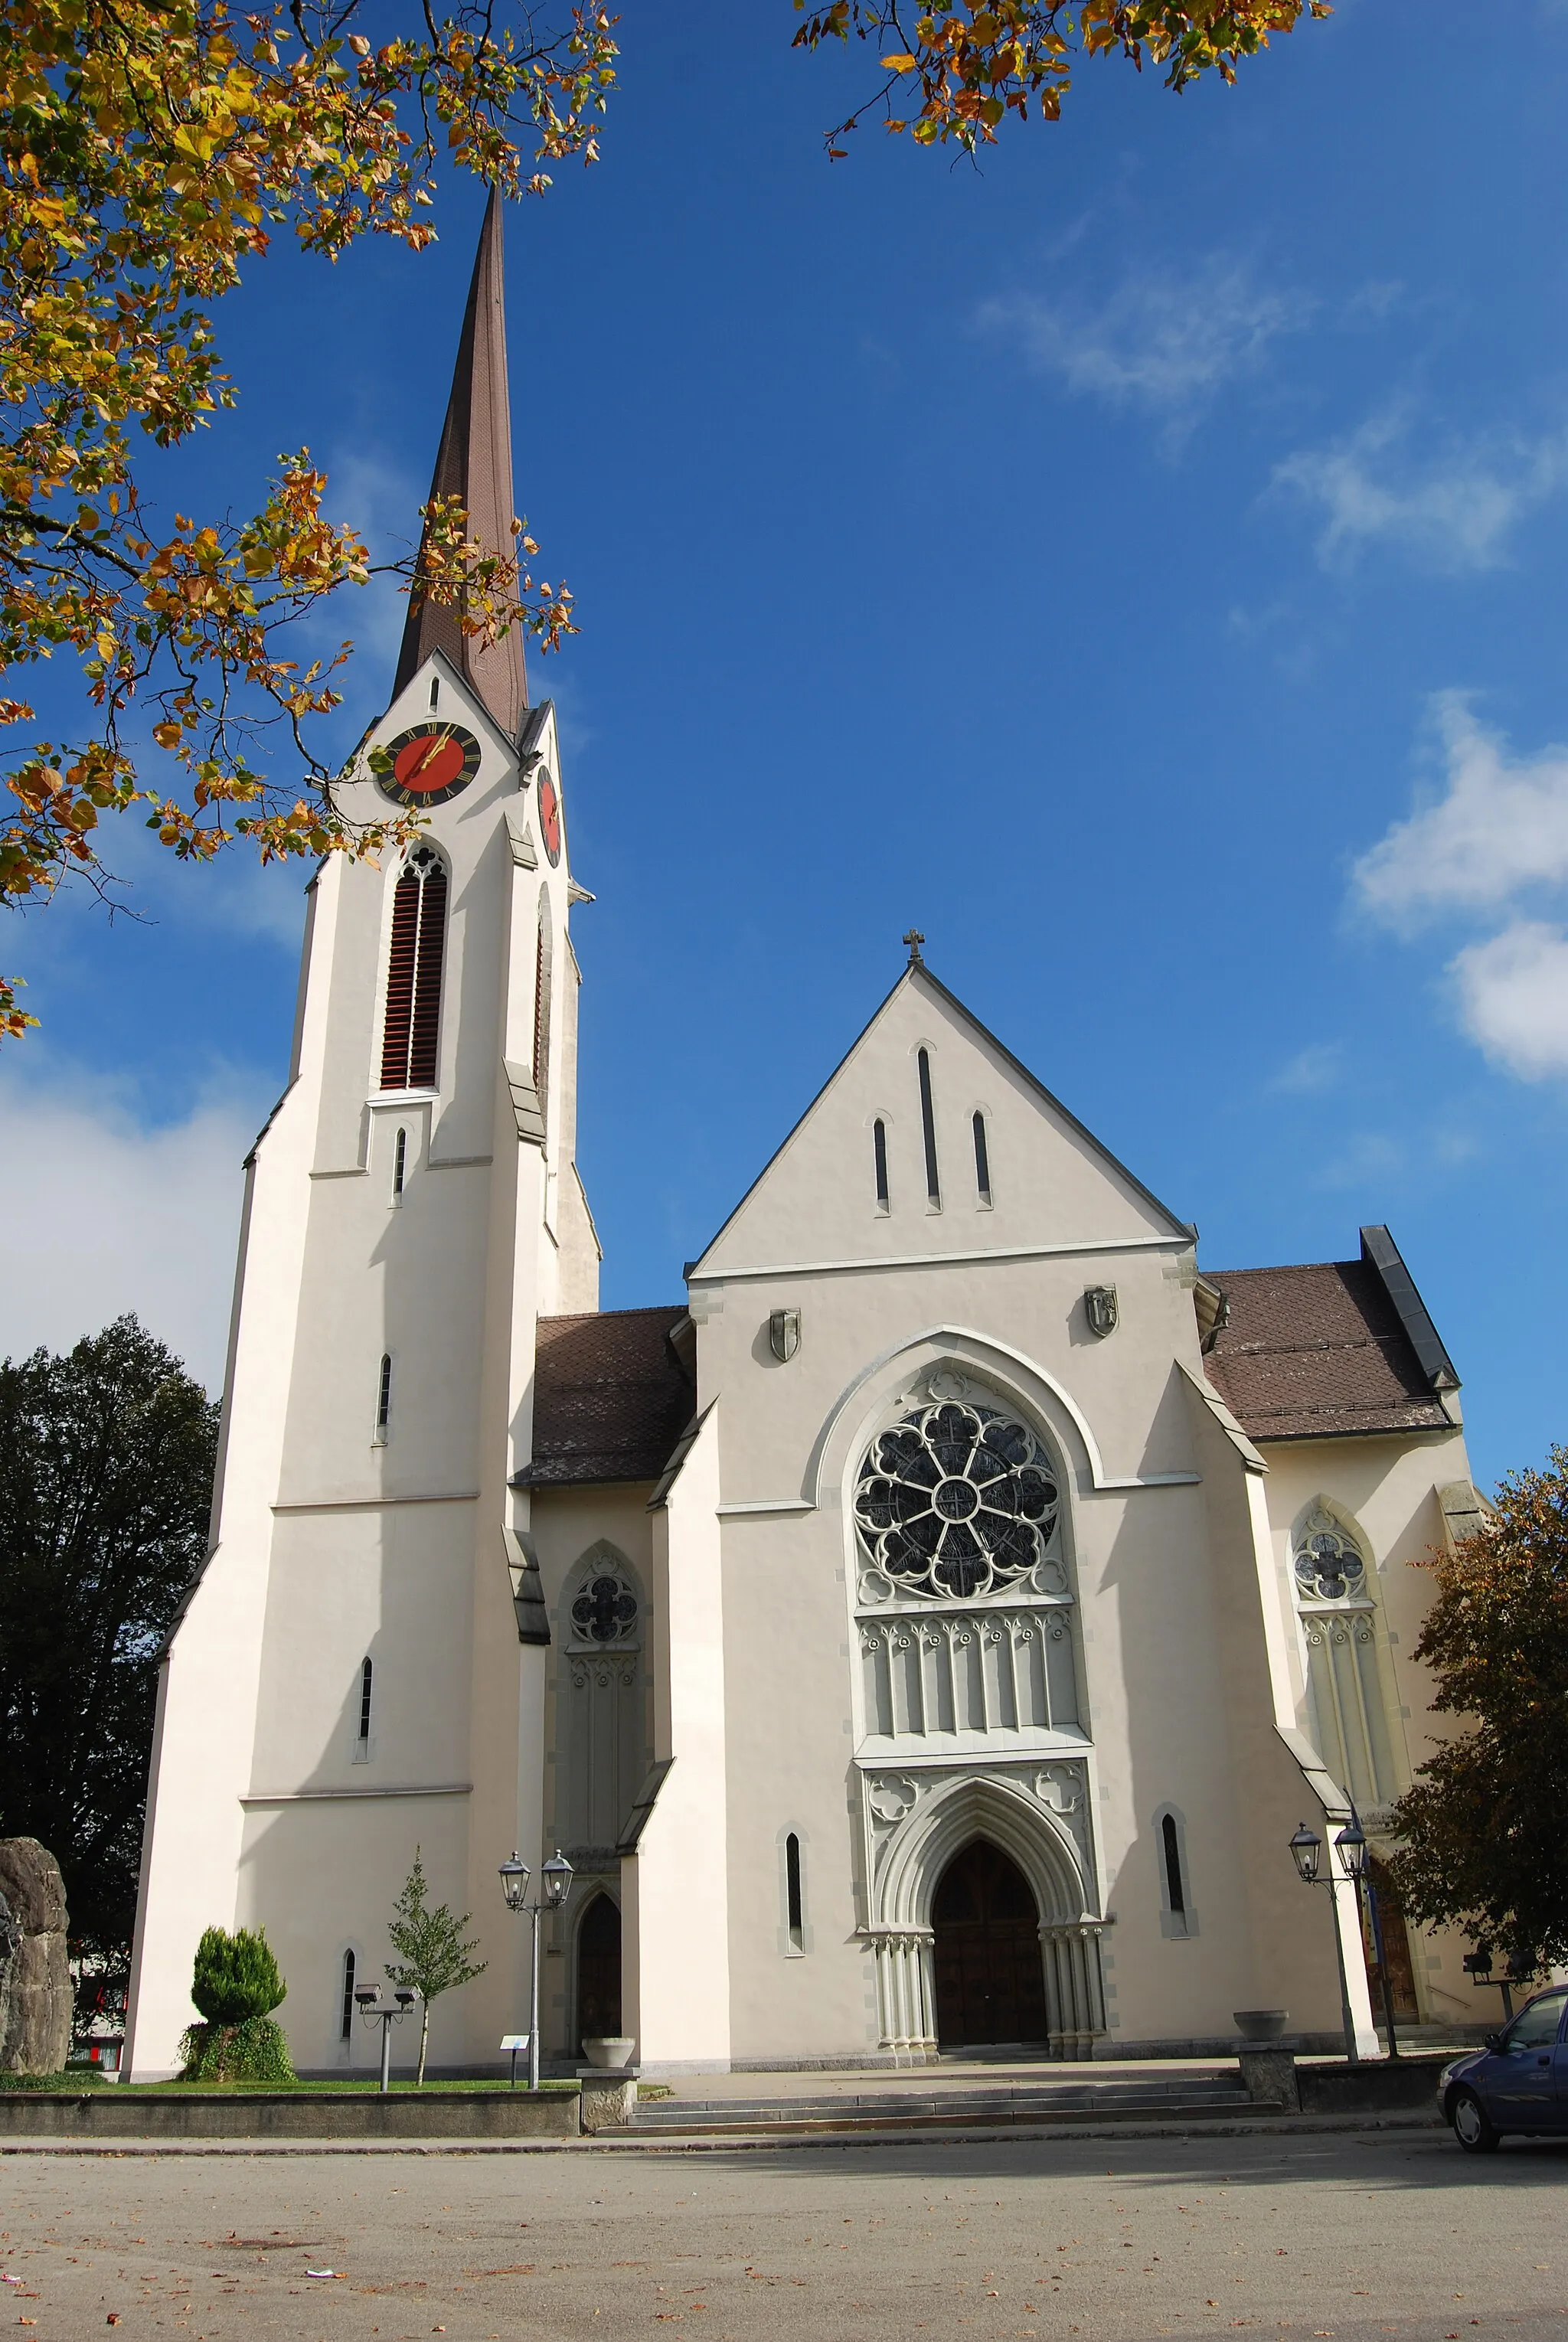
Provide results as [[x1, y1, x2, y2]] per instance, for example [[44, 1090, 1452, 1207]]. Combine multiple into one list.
[[1289, 1822, 1322, 1885], [498, 1852, 529, 1913], [1334, 1814, 1368, 1883], [541, 1849, 575, 1912]]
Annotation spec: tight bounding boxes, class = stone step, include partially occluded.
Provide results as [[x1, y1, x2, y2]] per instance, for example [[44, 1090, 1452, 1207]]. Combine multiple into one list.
[[635, 2078, 1256, 2133]]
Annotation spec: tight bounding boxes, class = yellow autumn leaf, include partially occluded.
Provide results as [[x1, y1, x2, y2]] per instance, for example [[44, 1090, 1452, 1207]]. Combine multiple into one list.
[[881, 51, 917, 69]]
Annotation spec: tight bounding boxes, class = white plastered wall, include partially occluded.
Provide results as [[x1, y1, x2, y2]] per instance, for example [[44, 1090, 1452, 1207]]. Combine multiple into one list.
[[626, 1409, 731, 2073]]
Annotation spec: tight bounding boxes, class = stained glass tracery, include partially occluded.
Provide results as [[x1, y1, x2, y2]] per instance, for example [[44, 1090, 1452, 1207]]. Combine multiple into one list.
[[854, 1400, 1060, 1601]]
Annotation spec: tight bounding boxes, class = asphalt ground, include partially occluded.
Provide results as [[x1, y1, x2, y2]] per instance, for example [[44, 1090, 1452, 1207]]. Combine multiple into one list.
[[1, 2126, 1564, 2342]]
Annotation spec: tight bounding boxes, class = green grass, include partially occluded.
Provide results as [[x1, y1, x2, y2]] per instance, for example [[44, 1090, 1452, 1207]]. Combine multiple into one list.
[[3, 2073, 580, 2096]]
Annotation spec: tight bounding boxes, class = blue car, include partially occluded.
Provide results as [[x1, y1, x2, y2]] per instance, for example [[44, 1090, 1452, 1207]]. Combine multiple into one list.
[[1439, 1985, 1568, 2151]]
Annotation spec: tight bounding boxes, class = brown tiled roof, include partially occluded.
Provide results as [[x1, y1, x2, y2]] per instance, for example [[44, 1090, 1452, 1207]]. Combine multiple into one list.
[[522, 1307, 694, 1487], [1200, 1259, 1451, 1442]]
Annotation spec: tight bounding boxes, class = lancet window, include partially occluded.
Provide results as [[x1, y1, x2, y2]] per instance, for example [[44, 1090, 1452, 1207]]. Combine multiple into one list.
[[1292, 1501, 1400, 1814], [552, 1548, 649, 1860], [381, 848, 447, 1091]]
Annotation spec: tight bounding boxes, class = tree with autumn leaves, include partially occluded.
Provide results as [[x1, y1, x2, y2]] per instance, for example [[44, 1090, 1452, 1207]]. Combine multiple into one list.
[[1384, 1448, 1568, 1978], [0, 1, 1328, 1038]]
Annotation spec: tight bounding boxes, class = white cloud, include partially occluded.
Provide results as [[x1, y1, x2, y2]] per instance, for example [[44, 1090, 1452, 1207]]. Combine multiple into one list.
[[1449, 921, 1568, 1080], [1353, 697, 1568, 931], [978, 259, 1309, 417], [1276, 410, 1568, 570], [1269, 1040, 1342, 1093], [1311, 1131, 1404, 1191], [0, 1057, 273, 1389]]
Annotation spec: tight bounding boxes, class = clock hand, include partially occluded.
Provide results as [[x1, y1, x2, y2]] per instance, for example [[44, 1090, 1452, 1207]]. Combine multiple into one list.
[[407, 733, 446, 780]]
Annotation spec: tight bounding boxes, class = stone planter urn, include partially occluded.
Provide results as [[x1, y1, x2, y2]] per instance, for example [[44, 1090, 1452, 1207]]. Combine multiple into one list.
[[1233, 2009, 1289, 2044], [582, 2036, 635, 2070]]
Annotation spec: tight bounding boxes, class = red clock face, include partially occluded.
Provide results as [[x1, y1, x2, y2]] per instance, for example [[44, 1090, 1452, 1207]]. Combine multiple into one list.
[[374, 723, 482, 809], [537, 770, 562, 865]]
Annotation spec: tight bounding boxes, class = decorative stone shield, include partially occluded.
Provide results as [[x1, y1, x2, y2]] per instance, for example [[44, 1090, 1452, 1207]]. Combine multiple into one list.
[[769, 1308, 801, 1363], [1084, 1285, 1119, 1338]]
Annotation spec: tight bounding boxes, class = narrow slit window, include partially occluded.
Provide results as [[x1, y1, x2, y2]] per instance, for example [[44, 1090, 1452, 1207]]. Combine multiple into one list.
[[972, 1111, 991, 1204], [340, 1948, 356, 2042], [873, 1119, 890, 1211], [358, 1657, 374, 1743], [428, 674, 439, 710], [380, 848, 447, 1093], [785, 1832, 804, 1951], [1161, 1812, 1186, 1917], [375, 1354, 392, 1439], [533, 891, 554, 1137], [392, 1125, 407, 1197], [917, 1047, 940, 1205]]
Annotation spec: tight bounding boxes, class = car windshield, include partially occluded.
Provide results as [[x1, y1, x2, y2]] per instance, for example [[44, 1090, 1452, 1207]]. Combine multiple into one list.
[[1503, 1991, 1567, 2050]]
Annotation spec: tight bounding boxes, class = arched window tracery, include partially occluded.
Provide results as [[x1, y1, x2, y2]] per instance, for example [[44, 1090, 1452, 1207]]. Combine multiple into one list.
[[1292, 1500, 1400, 1813], [853, 1372, 1078, 1741], [552, 1548, 650, 1860], [380, 847, 447, 1091]]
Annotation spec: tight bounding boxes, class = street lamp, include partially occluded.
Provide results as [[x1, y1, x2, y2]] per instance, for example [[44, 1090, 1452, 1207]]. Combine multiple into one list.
[[498, 1847, 574, 2091], [1462, 1943, 1528, 2024], [1289, 1820, 1361, 2064], [354, 1984, 418, 2092]]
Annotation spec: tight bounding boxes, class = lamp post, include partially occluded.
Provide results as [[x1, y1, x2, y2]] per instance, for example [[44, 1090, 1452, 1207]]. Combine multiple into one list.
[[1289, 1819, 1364, 2064], [1462, 1943, 1526, 2024], [499, 1848, 574, 2090], [353, 1984, 418, 2092]]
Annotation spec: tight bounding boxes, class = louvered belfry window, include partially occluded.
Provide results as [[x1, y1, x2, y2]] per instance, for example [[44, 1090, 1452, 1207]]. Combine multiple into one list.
[[381, 848, 447, 1090]]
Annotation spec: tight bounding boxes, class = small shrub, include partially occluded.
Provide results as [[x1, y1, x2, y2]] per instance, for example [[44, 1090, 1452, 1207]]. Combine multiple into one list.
[[190, 1926, 286, 2024], [177, 2014, 296, 2086], [178, 1925, 293, 2082]]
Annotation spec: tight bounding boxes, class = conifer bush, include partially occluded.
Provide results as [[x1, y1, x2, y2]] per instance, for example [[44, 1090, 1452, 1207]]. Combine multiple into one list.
[[178, 1926, 295, 2084]]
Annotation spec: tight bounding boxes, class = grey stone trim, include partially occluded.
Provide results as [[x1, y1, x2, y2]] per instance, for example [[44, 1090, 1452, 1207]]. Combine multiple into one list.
[[505, 805, 537, 867], [505, 1058, 546, 1145], [505, 1525, 551, 1645]]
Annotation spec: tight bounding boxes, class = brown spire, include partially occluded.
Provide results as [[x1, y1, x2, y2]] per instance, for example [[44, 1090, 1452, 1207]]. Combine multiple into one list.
[[394, 186, 528, 735]]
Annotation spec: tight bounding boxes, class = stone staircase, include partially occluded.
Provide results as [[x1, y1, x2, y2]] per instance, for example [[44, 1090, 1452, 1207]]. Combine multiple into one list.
[[634, 2069, 1260, 2137]]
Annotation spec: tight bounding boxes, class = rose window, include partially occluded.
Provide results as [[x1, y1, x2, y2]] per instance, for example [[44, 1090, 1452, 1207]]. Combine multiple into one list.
[[1293, 1523, 1367, 1602], [854, 1401, 1060, 1600]]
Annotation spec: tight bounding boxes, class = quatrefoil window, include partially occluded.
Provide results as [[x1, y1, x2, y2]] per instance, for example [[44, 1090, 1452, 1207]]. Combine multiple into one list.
[[1293, 1522, 1367, 1602], [571, 1573, 638, 1645], [854, 1400, 1060, 1601]]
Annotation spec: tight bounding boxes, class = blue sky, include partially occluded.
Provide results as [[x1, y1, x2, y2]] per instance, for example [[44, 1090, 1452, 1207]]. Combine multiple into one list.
[[2, 0, 1566, 1491]]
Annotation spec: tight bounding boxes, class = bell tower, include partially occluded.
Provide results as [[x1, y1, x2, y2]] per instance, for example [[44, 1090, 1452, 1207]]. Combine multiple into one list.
[[124, 193, 597, 2077]]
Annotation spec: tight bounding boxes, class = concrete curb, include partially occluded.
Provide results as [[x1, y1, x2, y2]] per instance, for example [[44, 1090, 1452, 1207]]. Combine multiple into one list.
[[0, 2110, 1446, 2157]]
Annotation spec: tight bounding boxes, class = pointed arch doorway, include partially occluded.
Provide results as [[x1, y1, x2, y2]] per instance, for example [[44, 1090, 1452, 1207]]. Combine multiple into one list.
[[575, 1893, 622, 2052], [932, 1838, 1050, 2049]]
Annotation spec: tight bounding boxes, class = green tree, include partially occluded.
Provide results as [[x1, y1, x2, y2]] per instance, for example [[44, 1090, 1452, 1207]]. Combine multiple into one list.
[[179, 1922, 294, 2083], [1383, 1446, 1568, 1975], [0, 0, 1323, 1038], [0, 1315, 218, 1958], [385, 1847, 486, 2086]]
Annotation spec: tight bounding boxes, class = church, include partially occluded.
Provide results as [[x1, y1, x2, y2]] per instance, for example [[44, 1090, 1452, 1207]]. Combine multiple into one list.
[[124, 198, 1492, 2080]]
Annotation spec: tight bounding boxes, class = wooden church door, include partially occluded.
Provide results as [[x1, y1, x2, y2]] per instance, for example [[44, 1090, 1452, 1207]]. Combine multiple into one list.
[[932, 1839, 1050, 2047], [576, 1893, 622, 2048]]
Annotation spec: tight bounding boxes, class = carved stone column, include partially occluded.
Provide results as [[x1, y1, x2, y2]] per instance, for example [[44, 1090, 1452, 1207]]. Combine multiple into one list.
[[866, 1928, 939, 2060], [1040, 1922, 1108, 2062]]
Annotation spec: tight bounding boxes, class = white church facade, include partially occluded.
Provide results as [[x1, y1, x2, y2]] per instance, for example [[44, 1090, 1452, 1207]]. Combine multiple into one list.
[[125, 199, 1493, 2080]]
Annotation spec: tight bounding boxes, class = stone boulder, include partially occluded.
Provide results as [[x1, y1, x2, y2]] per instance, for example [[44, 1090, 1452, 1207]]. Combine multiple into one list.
[[0, 1840, 73, 2077]]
